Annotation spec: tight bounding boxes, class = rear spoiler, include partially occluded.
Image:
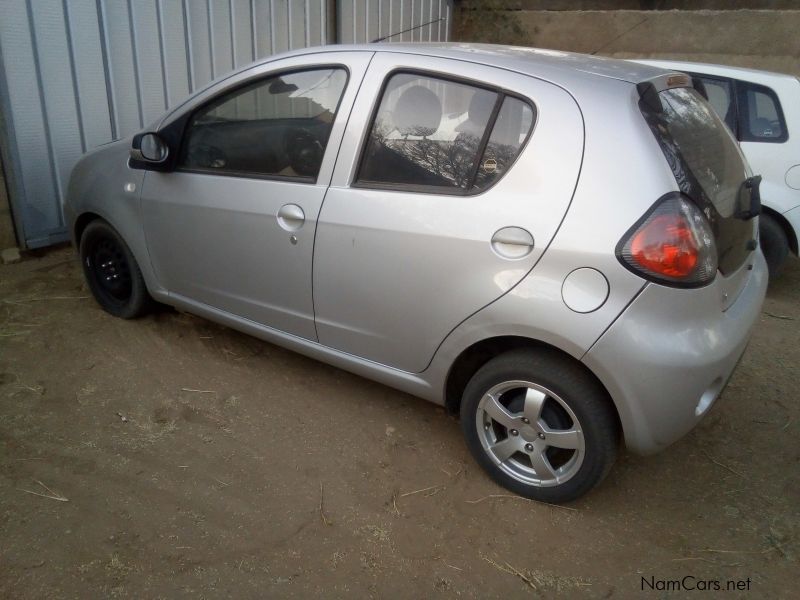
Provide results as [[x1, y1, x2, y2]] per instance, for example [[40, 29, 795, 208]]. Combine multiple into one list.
[[691, 76, 709, 100], [636, 72, 697, 113]]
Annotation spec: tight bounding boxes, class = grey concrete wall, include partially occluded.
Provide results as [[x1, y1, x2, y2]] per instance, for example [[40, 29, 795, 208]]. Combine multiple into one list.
[[461, 1, 800, 9], [455, 7, 800, 77]]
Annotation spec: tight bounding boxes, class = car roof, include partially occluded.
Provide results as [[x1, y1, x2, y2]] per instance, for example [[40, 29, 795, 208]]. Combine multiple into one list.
[[280, 43, 671, 86], [158, 43, 677, 129], [631, 59, 799, 86]]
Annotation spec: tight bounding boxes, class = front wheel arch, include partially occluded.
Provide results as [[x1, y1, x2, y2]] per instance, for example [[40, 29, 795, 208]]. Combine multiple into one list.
[[73, 211, 104, 247], [761, 206, 797, 256], [759, 209, 793, 279], [79, 218, 154, 319]]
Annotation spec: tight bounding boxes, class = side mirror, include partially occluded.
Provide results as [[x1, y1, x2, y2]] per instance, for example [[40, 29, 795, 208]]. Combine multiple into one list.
[[130, 132, 169, 164]]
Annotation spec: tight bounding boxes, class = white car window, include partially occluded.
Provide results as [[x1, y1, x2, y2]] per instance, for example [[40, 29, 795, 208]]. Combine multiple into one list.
[[737, 81, 787, 143]]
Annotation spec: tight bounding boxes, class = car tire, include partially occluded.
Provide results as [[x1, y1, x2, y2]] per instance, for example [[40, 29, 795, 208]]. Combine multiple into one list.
[[759, 213, 789, 280], [460, 348, 619, 504], [80, 220, 154, 319]]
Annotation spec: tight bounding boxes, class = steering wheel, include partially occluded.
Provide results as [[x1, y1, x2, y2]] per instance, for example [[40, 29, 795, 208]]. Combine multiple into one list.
[[284, 128, 324, 177], [189, 144, 227, 169]]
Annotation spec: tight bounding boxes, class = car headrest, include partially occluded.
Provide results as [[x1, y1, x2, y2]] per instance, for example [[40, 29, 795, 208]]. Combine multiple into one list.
[[394, 85, 442, 137], [455, 91, 495, 135]]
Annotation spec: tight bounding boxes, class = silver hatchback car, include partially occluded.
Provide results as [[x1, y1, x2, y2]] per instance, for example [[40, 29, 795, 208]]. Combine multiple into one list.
[[65, 44, 767, 503]]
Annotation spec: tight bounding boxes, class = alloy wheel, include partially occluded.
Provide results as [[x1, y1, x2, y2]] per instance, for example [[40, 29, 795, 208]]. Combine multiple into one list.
[[475, 380, 585, 487]]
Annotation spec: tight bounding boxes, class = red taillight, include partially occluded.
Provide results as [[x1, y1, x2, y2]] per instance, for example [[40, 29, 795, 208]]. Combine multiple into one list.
[[630, 214, 699, 277], [618, 194, 717, 287]]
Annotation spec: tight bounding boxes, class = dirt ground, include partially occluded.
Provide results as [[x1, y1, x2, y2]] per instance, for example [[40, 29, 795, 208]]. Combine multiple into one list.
[[0, 246, 797, 598]]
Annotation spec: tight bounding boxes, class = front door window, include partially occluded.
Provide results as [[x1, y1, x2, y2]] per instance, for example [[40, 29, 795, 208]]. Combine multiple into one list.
[[179, 68, 348, 179]]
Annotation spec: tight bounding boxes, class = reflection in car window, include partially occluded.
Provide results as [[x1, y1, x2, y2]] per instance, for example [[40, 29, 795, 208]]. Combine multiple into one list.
[[654, 86, 747, 218], [739, 83, 785, 141], [358, 74, 497, 190], [695, 76, 736, 134], [357, 74, 534, 193], [180, 68, 347, 179], [472, 97, 535, 192]]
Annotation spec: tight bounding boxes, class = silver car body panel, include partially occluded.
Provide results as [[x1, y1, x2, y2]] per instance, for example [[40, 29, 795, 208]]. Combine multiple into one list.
[[64, 43, 766, 457], [64, 141, 156, 292], [585, 251, 768, 454]]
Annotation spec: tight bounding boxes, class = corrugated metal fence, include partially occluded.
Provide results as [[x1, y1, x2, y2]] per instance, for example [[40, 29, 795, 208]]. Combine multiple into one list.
[[0, 0, 453, 249]]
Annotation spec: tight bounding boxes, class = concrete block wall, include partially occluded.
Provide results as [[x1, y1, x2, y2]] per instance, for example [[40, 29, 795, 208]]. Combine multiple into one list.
[[455, 4, 800, 77]]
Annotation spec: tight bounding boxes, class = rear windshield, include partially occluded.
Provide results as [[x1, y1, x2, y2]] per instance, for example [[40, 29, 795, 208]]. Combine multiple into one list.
[[655, 87, 746, 216], [640, 86, 755, 274]]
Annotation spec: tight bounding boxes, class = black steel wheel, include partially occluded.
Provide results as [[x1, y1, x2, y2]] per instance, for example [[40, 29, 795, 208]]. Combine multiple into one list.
[[80, 220, 154, 319]]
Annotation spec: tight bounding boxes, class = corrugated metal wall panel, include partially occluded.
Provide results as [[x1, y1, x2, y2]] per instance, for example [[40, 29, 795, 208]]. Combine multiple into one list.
[[0, 0, 452, 248], [68, 0, 114, 149], [102, 0, 141, 137], [132, 1, 169, 125], [0, 0, 61, 242], [272, 1, 290, 53], [158, 0, 191, 109]]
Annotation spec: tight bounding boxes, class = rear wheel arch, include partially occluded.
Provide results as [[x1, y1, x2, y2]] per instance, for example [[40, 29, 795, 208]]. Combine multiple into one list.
[[444, 336, 622, 434], [458, 345, 621, 502]]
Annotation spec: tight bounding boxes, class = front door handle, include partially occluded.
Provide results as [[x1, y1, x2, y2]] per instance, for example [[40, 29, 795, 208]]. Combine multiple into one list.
[[491, 226, 535, 259], [277, 203, 305, 231]]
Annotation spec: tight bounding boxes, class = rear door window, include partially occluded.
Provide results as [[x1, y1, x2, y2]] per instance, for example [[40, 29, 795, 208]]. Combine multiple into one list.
[[472, 97, 535, 192], [737, 82, 787, 143], [356, 73, 535, 194]]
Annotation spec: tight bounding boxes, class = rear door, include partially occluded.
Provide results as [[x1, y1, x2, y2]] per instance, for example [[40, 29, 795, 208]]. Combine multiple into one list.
[[312, 53, 584, 373]]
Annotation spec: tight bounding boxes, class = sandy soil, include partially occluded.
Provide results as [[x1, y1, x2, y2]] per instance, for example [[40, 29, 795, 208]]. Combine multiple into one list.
[[0, 246, 797, 598]]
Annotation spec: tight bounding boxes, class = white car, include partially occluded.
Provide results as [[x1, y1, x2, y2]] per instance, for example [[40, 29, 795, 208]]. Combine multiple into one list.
[[634, 60, 800, 277]]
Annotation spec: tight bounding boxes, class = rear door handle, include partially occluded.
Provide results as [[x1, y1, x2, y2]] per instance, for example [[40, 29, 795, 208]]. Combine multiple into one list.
[[491, 226, 535, 259], [277, 203, 305, 231]]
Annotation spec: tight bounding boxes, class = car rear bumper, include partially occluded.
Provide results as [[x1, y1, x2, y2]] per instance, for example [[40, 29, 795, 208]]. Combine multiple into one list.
[[582, 250, 768, 455]]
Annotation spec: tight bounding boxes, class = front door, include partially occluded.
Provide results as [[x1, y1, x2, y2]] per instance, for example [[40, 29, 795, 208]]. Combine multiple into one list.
[[141, 53, 372, 340], [313, 53, 584, 372]]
